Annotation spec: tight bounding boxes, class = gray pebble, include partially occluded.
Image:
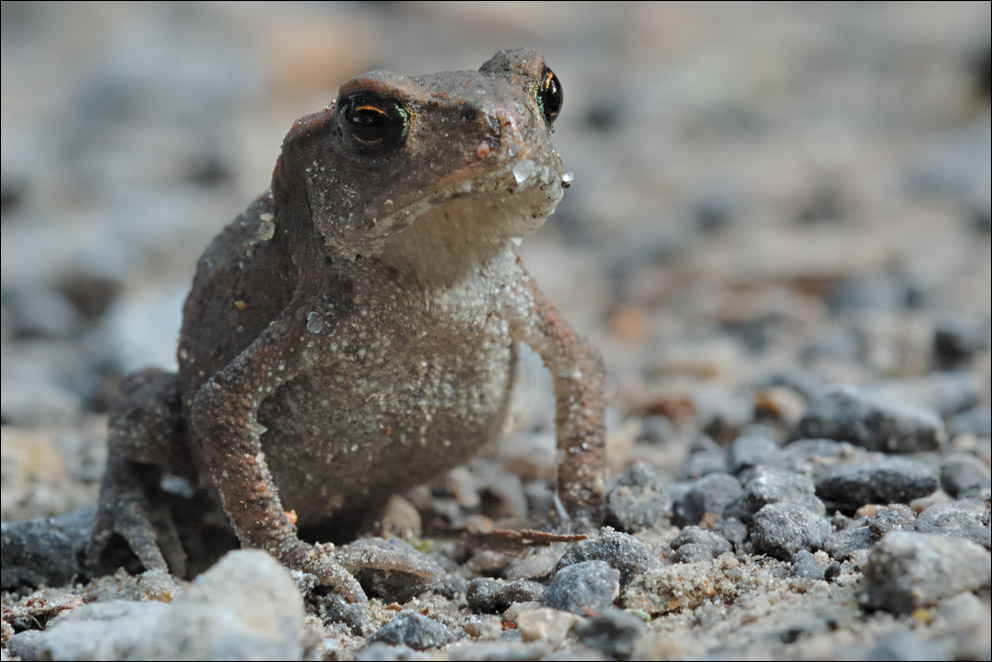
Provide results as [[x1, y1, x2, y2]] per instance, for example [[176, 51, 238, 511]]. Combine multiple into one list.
[[865, 504, 917, 538], [32, 550, 303, 660], [823, 526, 874, 560], [672, 473, 743, 527], [867, 629, 954, 661], [948, 406, 991, 440], [749, 502, 832, 560], [869, 373, 980, 421], [466, 577, 546, 614], [679, 450, 728, 479], [7, 629, 46, 662], [932, 315, 987, 369], [824, 505, 915, 560], [941, 453, 991, 498], [441, 573, 469, 598], [544, 561, 620, 615], [793, 387, 945, 453], [637, 415, 675, 445], [816, 457, 939, 510], [450, 641, 548, 661], [671, 543, 713, 564], [370, 611, 459, 650], [823, 561, 842, 582], [791, 550, 826, 580], [575, 608, 644, 660], [730, 466, 824, 522], [356, 642, 422, 661], [781, 438, 855, 482], [605, 461, 672, 532], [671, 526, 732, 559], [710, 516, 748, 548], [1, 508, 93, 590], [555, 529, 659, 584], [915, 500, 991, 549], [860, 531, 991, 613], [726, 434, 783, 475], [322, 593, 369, 635]]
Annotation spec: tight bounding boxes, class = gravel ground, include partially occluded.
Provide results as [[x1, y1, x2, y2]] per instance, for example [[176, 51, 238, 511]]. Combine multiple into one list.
[[1, 3, 990, 661]]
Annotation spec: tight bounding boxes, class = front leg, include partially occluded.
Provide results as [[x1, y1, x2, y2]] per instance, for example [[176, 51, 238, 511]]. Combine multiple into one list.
[[189, 303, 366, 603], [509, 269, 606, 522]]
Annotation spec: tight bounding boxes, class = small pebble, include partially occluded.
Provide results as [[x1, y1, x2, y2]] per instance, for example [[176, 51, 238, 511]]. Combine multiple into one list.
[[554, 529, 659, 584], [793, 387, 945, 453], [816, 457, 939, 510], [670, 526, 732, 560], [370, 611, 459, 650], [733, 466, 824, 521], [791, 550, 826, 580], [605, 461, 672, 532], [356, 642, 421, 661], [823, 561, 842, 582], [322, 593, 369, 635], [749, 502, 832, 560], [860, 531, 991, 613], [543, 561, 620, 615], [823, 526, 874, 560], [726, 434, 784, 475], [915, 500, 991, 549], [672, 473, 743, 527], [710, 516, 748, 548], [947, 406, 992, 440], [575, 608, 645, 660], [467, 577, 546, 614]]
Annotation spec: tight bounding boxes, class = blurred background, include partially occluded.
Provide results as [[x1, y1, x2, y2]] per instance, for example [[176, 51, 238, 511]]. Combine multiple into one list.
[[2, 2, 990, 521]]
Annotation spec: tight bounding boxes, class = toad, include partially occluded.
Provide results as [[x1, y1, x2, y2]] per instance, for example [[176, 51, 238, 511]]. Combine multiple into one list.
[[90, 49, 605, 602]]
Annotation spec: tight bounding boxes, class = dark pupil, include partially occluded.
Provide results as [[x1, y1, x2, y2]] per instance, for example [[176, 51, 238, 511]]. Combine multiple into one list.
[[539, 67, 563, 124], [339, 92, 407, 152]]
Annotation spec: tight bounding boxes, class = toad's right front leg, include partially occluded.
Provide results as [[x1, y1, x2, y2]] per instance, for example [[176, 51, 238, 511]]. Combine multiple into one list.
[[189, 307, 369, 603]]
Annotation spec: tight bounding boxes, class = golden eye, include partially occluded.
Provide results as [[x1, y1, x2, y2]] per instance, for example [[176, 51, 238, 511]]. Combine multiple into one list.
[[337, 91, 409, 153], [536, 67, 563, 125]]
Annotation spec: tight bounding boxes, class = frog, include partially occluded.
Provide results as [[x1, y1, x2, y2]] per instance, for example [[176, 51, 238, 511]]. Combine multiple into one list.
[[89, 49, 605, 603]]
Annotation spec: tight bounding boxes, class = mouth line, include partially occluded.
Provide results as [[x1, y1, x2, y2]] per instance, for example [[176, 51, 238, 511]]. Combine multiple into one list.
[[373, 157, 562, 237]]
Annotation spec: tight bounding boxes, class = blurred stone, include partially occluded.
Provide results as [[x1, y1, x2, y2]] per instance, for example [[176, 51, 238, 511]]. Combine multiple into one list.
[[370, 611, 459, 650], [791, 550, 826, 580], [605, 461, 671, 532], [670, 526, 732, 561], [515, 607, 581, 645], [860, 531, 991, 614], [948, 406, 991, 440], [915, 500, 991, 549], [793, 387, 945, 453], [672, 473, 742, 527], [816, 457, 939, 510], [467, 578, 546, 614], [575, 608, 644, 659], [1, 508, 93, 590], [555, 529, 659, 585], [749, 502, 832, 560], [33, 550, 303, 660], [940, 453, 991, 497], [732, 466, 823, 522], [726, 434, 784, 475], [544, 561, 620, 615]]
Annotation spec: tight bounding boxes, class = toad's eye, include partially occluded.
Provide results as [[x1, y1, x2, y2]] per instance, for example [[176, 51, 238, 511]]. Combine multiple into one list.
[[536, 67, 563, 125], [336, 92, 408, 153]]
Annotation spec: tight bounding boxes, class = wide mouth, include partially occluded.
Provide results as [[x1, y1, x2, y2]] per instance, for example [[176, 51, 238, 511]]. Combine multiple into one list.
[[378, 157, 563, 244], [375, 158, 565, 285]]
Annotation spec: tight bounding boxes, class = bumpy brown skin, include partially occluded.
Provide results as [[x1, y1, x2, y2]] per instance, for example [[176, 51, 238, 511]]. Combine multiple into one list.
[[90, 49, 605, 602]]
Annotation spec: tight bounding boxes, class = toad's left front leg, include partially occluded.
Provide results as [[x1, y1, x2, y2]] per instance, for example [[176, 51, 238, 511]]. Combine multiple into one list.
[[510, 269, 606, 522]]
